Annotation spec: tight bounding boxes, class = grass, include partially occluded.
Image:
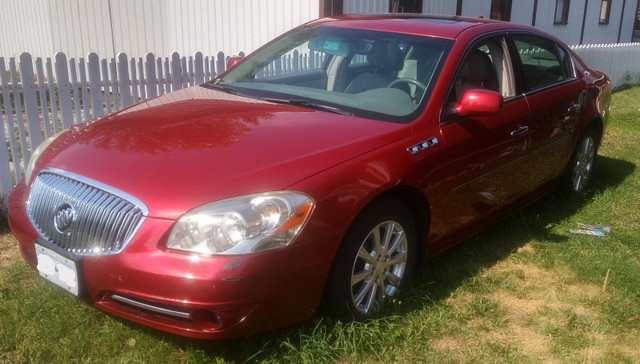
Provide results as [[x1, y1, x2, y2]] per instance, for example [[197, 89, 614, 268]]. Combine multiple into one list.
[[1, 87, 639, 363]]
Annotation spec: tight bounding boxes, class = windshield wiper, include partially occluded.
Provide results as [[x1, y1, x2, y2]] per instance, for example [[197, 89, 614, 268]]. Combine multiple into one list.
[[205, 82, 239, 95], [260, 97, 353, 116]]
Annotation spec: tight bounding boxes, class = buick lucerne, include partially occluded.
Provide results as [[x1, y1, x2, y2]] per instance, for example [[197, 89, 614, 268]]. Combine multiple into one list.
[[8, 14, 611, 339]]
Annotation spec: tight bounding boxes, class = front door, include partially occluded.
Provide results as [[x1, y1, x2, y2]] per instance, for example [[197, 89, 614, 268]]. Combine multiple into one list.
[[426, 36, 532, 243]]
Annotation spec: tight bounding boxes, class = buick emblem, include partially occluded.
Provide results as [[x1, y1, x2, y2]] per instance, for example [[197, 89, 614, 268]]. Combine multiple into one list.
[[54, 202, 76, 235]]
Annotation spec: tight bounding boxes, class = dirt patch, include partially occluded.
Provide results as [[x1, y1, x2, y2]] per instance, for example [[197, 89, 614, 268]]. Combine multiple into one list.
[[516, 244, 536, 255], [487, 261, 609, 361], [432, 259, 639, 362], [0, 229, 21, 269], [429, 336, 466, 351]]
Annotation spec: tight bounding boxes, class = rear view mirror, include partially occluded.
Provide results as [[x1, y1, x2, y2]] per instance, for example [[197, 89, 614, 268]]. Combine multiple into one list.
[[453, 89, 504, 117], [308, 37, 351, 57]]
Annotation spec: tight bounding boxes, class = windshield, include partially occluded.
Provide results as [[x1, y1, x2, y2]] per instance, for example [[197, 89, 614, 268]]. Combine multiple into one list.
[[206, 26, 452, 123]]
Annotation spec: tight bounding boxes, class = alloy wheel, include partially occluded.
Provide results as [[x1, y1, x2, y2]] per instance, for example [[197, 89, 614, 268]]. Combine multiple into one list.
[[572, 135, 595, 192], [349, 220, 408, 315]]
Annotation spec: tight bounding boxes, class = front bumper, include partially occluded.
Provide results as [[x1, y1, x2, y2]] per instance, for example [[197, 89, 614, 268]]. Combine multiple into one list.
[[8, 181, 331, 339]]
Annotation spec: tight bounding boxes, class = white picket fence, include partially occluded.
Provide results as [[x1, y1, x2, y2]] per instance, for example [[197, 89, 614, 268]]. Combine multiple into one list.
[[570, 43, 640, 90], [2, 43, 640, 208], [0, 50, 245, 207]]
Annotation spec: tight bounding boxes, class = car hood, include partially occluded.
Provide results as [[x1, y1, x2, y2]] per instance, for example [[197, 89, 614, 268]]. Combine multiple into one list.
[[36, 86, 411, 219]]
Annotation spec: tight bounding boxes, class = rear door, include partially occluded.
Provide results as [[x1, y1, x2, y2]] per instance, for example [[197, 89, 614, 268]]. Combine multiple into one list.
[[509, 33, 586, 188]]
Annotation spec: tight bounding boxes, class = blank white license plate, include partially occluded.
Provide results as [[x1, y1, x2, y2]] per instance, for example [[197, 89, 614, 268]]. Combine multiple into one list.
[[36, 243, 80, 296]]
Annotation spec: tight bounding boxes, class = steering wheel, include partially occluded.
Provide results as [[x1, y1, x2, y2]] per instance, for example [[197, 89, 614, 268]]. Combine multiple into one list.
[[388, 78, 427, 91]]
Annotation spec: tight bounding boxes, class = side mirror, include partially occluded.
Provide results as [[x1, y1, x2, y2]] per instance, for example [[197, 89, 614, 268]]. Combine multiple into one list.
[[453, 89, 504, 117], [226, 55, 244, 70]]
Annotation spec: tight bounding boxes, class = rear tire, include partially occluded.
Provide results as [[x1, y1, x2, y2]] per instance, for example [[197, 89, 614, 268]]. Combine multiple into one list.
[[560, 127, 599, 194], [326, 199, 416, 321]]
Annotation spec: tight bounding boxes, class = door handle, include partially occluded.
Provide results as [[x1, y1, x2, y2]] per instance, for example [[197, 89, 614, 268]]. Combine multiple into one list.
[[510, 125, 529, 137], [568, 103, 581, 112]]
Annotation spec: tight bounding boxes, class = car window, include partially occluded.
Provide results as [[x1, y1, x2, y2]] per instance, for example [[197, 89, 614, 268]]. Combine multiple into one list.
[[511, 34, 573, 92], [447, 37, 516, 105], [210, 26, 453, 123]]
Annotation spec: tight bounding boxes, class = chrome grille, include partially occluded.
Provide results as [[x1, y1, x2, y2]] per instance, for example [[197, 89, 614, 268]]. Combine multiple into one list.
[[26, 169, 147, 256]]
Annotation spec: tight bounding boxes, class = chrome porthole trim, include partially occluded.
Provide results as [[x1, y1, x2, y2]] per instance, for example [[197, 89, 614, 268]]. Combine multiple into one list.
[[407, 137, 439, 155]]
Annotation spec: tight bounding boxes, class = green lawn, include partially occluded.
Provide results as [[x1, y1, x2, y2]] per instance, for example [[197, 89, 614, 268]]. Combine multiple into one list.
[[1, 87, 639, 363]]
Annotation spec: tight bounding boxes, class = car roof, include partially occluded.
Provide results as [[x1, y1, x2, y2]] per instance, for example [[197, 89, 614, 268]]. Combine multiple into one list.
[[307, 13, 536, 40]]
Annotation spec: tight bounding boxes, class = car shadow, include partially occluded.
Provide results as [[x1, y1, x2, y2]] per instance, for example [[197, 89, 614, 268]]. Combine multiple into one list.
[[148, 154, 635, 361], [397, 154, 636, 315]]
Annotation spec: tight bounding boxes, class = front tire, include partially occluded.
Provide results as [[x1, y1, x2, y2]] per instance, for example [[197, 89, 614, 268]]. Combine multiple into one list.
[[327, 199, 416, 321]]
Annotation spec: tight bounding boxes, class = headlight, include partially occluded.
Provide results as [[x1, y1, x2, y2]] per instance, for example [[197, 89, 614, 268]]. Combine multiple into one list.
[[167, 191, 314, 255], [25, 131, 64, 185]]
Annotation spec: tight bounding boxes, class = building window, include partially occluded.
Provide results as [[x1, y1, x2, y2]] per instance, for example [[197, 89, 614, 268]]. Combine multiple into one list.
[[554, 0, 570, 24], [389, 0, 423, 13], [636, 3, 640, 40], [599, 0, 612, 24], [490, 0, 512, 21], [320, 0, 343, 17]]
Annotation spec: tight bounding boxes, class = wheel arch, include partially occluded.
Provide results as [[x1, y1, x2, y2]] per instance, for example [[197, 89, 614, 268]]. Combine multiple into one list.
[[579, 94, 605, 148], [588, 115, 604, 148], [322, 184, 429, 319]]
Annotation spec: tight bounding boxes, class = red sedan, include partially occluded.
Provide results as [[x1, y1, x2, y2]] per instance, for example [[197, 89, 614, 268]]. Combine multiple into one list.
[[8, 14, 611, 339]]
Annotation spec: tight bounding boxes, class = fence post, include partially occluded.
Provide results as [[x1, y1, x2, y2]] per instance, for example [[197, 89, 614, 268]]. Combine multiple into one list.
[[118, 53, 132, 108], [163, 58, 171, 94], [216, 52, 226, 75], [55, 52, 75, 129], [195, 52, 204, 84], [136, 58, 146, 101], [19, 53, 43, 156], [68, 59, 82, 125], [10, 58, 28, 172], [84, 53, 102, 119], [0, 111, 11, 206], [145, 53, 158, 98], [171, 52, 182, 91], [0, 57, 21, 185], [78, 58, 90, 122], [203, 54, 210, 81], [211, 56, 217, 79], [188, 56, 195, 86], [181, 57, 189, 88], [45, 58, 60, 133], [102, 58, 113, 113], [87, 53, 103, 118], [34, 59, 53, 138], [293, 50, 299, 72], [129, 58, 140, 104], [110, 59, 120, 111], [0, 58, 12, 205], [156, 57, 165, 96]]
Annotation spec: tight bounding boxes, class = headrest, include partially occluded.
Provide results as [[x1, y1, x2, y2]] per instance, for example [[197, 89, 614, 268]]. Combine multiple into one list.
[[459, 49, 493, 82], [367, 41, 404, 71]]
